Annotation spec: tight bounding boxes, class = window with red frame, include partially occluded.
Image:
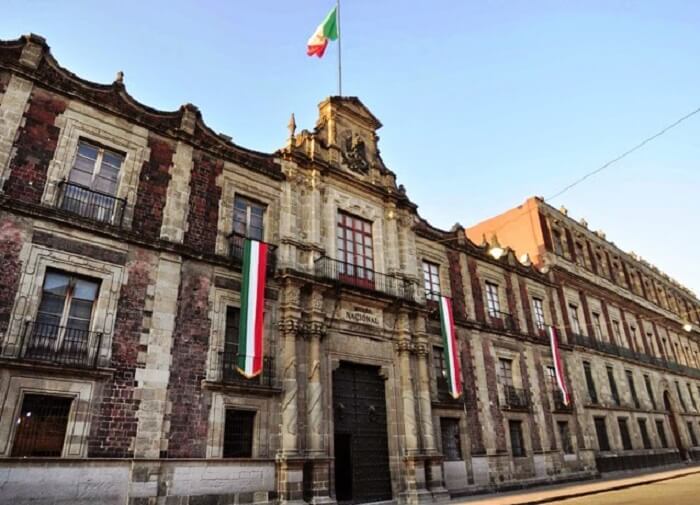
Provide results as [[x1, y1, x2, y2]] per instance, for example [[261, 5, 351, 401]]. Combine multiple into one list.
[[337, 212, 374, 281]]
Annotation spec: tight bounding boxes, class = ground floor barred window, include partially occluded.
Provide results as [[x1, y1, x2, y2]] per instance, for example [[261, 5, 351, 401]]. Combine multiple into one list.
[[223, 409, 255, 458], [12, 394, 73, 457]]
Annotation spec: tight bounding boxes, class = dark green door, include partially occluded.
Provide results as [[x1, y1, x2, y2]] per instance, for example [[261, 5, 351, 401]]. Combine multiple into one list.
[[333, 362, 392, 503]]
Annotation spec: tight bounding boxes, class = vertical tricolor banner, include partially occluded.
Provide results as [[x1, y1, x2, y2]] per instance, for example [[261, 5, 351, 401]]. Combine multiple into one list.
[[439, 296, 463, 399], [548, 325, 570, 405], [237, 239, 268, 378]]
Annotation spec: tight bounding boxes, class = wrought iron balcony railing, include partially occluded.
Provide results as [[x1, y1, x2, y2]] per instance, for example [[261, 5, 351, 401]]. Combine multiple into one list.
[[487, 310, 517, 331], [219, 346, 275, 388], [227, 232, 277, 275], [552, 389, 573, 412], [436, 376, 463, 404], [314, 256, 418, 302], [56, 181, 126, 227], [501, 385, 530, 410], [569, 330, 700, 379], [16, 321, 104, 369]]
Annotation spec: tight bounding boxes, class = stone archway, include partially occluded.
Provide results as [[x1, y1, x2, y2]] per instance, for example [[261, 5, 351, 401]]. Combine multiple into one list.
[[663, 390, 687, 460]]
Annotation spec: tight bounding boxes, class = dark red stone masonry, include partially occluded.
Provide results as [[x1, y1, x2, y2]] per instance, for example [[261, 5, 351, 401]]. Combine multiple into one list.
[[519, 352, 541, 452], [446, 250, 467, 321], [482, 339, 507, 452], [132, 135, 174, 240], [3, 89, 66, 203], [184, 151, 223, 253], [88, 249, 156, 458], [467, 258, 486, 323], [0, 216, 26, 335], [165, 261, 212, 457], [460, 337, 485, 454]]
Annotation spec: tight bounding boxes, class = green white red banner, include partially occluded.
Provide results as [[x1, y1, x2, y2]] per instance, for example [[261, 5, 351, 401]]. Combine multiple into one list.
[[548, 325, 570, 405], [237, 239, 268, 378], [307, 6, 338, 57], [439, 296, 462, 399]]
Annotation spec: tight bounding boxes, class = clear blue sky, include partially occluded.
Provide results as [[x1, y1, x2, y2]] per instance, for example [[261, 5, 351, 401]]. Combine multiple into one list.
[[4, 1, 700, 294]]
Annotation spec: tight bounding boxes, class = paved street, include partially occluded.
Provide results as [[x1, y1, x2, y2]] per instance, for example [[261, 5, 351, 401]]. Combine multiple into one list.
[[455, 467, 700, 505], [551, 472, 700, 504]]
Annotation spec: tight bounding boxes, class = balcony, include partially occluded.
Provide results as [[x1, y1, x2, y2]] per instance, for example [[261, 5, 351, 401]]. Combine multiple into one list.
[[552, 390, 573, 412], [314, 256, 418, 302], [487, 310, 517, 332], [228, 232, 277, 275], [15, 321, 104, 369], [219, 346, 275, 388], [570, 332, 700, 379], [501, 385, 529, 410], [436, 376, 463, 404], [56, 181, 126, 226]]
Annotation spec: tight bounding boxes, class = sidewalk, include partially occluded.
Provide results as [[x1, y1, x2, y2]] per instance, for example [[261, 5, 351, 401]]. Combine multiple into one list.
[[453, 464, 700, 505]]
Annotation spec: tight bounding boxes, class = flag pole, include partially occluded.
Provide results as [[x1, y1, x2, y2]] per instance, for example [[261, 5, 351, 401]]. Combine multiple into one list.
[[336, 0, 342, 96]]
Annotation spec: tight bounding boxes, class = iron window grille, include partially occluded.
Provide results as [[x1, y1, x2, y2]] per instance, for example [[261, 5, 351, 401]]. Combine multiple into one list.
[[12, 394, 73, 457], [440, 418, 462, 461], [618, 418, 633, 450], [509, 420, 526, 457], [626, 371, 640, 409], [557, 421, 574, 454], [638, 419, 652, 450], [655, 420, 668, 448], [584, 361, 598, 404], [607, 366, 620, 406], [223, 409, 255, 458], [644, 375, 657, 410], [532, 297, 546, 332], [594, 417, 611, 451], [485, 282, 501, 318]]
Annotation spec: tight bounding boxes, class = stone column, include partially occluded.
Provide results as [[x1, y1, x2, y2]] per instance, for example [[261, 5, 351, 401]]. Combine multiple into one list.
[[306, 323, 324, 455], [277, 281, 306, 505], [414, 342, 436, 453]]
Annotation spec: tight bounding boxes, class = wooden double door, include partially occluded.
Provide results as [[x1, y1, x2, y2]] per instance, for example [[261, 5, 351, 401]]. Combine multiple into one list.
[[333, 362, 392, 503]]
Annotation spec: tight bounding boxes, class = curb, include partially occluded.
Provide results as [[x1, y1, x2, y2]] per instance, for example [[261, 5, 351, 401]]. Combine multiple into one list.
[[511, 467, 700, 505]]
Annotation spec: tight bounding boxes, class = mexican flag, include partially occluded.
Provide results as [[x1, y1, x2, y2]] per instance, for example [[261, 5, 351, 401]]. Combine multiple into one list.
[[307, 6, 338, 57], [237, 239, 269, 378], [548, 326, 570, 405], [439, 296, 463, 399]]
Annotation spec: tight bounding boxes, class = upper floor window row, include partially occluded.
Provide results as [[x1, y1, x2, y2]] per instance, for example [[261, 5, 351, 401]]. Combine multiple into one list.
[[233, 196, 266, 241]]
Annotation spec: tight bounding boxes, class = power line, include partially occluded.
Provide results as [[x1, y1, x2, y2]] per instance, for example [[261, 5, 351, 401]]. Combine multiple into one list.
[[546, 105, 700, 202]]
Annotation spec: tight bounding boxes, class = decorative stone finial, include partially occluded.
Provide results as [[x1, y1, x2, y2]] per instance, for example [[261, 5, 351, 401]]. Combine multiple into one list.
[[519, 253, 532, 266], [288, 113, 296, 141], [559, 205, 568, 216], [580, 218, 588, 228], [114, 71, 124, 84]]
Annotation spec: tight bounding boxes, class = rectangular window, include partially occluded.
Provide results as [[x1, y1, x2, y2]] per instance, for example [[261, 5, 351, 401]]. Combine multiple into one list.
[[440, 418, 462, 460], [497, 358, 514, 387], [687, 422, 698, 446], [629, 325, 638, 348], [607, 366, 620, 406], [569, 304, 582, 334], [12, 394, 73, 457], [551, 229, 564, 256], [626, 370, 640, 409], [532, 297, 546, 331], [611, 320, 622, 346], [223, 409, 255, 458], [592, 312, 603, 340], [485, 282, 501, 317], [422, 261, 441, 301], [233, 196, 266, 241], [584, 361, 598, 404], [28, 270, 100, 364], [638, 419, 652, 449], [644, 375, 656, 410], [433, 347, 449, 397], [618, 418, 633, 450], [557, 421, 574, 454], [575, 241, 586, 268], [594, 417, 610, 451], [509, 420, 526, 457], [62, 140, 125, 223], [675, 381, 687, 412], [336, 212, 374, 281], [688, 384, 698, 411], [655, 420, 668, 448]]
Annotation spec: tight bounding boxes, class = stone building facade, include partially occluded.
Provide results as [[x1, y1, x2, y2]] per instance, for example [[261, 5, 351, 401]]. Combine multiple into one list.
[[0, 34, 698, 505]]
